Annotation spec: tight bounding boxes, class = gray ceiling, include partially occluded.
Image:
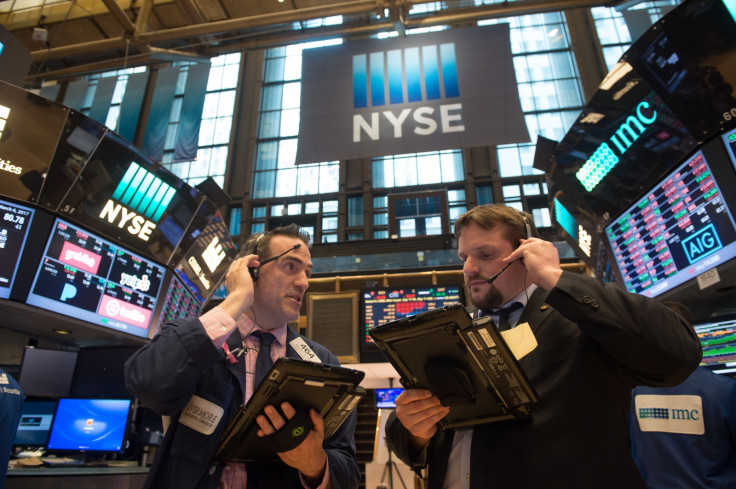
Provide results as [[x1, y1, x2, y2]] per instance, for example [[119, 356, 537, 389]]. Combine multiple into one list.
[[1, 0, 627, 82]]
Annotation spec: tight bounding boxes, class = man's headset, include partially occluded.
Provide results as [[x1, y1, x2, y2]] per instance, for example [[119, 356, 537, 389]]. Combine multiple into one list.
[[486, 210, 534, 284], [241, 233, 301, 281]]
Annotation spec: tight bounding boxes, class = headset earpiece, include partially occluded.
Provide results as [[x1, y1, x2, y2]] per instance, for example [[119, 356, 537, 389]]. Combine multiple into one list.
[[520, 211, 532, 239]]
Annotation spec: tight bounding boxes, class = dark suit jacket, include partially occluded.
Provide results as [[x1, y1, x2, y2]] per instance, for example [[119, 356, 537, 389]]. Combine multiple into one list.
[[125, 317, 360, 489], [386, 271, 702, 489]]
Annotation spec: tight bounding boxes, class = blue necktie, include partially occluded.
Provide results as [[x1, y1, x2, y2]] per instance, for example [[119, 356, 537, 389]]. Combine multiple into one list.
[[252, 331, 275, 387], [496, 302, 524, 331]]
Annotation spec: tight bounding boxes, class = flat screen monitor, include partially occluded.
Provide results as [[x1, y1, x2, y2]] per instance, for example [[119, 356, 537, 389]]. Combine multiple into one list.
[[70, 346, 139, 398], [13, 400, 57, 451], [56, 131, 201, 264], [25, 217, 167, 339], [722, 127, 736, 171], [172, 210, 235, 304], [18, 347, 77, 398], [360, 285, 464, 362], [36, 109, 107, 212], [694, 315, 736, 376], [375, 388, 403, 409], [604, 148, 736, 298], [46, 398, 132, 453], [0, 198, 35, 299], [0, 81, 69, 203], [151, 273, 203, 339]]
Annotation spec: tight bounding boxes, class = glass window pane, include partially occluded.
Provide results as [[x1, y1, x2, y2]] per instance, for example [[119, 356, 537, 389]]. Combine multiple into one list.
[[348, 197, 363, 227], [253, 171, 276, 199], [275, 168, 297, 197], [322, 217, 338, 230], [280, 108, 300, 137], [323, 200, 338, 213], [253, 206, 267, 218], [287, 203, 301, 215], [502, 184, 521, 198], [213, 116, 233, 144], [217, 90, 236, 117], [262, 85, 284, 111], [319, 163, 340, 193], [305, 202, 320, 213]]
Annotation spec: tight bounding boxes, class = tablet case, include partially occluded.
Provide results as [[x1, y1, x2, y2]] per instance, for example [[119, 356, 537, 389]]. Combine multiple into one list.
[[215, 357, 366, 462], [368, 303, 537, 429]]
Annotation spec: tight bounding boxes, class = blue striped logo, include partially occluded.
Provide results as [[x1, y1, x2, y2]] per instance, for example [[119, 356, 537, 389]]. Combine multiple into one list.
[[111, 162, 175, 223], [353, 43, 460, 108]]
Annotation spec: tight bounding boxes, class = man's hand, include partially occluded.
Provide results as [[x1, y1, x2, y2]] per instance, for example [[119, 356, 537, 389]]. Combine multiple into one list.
[[394, 389, 450, 453], [219, 255, 259, 319], [256, 402, 328, 484], [504, 237, 563, 290]]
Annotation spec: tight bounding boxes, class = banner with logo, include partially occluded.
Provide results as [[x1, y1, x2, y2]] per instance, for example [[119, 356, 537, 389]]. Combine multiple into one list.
[[296, 24, 529, 164]]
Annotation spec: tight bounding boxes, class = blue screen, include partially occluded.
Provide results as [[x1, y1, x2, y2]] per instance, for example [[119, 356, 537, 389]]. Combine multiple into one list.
[[375, 388, 404, 409], [46, 399, 131, 452], [13, 400, 57, 449]]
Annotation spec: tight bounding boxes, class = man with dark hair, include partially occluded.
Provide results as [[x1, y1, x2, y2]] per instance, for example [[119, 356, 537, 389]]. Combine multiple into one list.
[[125, 224, 360, 489], [385, 204, 702, 489], [630, 301, 736, 488]]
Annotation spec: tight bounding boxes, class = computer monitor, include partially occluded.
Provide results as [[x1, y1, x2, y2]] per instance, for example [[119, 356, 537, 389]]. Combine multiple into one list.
[[70, 346, 140, 398], [604, 147, 736, 298], [0, 198, 35, 299], [12, 400, 57, 451], [694, 315, 736, 377], [25, 217, 167, 339], [150, 273, 203, 339], [360, 284, 464, 362], [375, 388, 403, 409], [17, 347, 78, 398], [46, 398, 132, 453]]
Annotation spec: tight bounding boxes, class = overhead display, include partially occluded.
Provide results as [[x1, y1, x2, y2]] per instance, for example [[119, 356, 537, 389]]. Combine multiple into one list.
[[694, 315, 736, 376], [605, 148, 736, 297], [0, 81, 69, 203], [173, 210, 235, 304], [0, 198, 35, 299], [151, 273, 203, 338], [57, 131, 201, 264], [25, 217, 167, 339]]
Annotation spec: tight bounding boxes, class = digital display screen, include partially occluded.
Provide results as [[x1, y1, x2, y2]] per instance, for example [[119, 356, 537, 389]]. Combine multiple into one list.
[[0, 198, 34, 299], [57, 132, 201, 264], [694, 316, 736, 376], [0, 82, 69, 203], [375, 388, 404, 409], [13, 400, 57, 450], [47, 398, 131, 453], [25, 218, 166, 338], [18, 347, 78, 398], [173, 211, 235, 304], [605, 149, 736, 297], [722, 127, 736, 171], [362, 285, 463, 343], [151, 274, 203, 338], [36, 109, 107, 212]]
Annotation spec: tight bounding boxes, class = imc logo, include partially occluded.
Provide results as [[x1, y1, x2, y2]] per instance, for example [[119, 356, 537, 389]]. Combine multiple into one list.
[[638, 406, 701, 421], [352, 43, 465, 142], [99, 162, 176, 241], [576, 101, 657, 192], [682, 223, 722, 264]]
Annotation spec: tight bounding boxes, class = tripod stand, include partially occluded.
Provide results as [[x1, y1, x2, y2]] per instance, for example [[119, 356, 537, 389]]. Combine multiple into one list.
[[377, 442, 407, 489]]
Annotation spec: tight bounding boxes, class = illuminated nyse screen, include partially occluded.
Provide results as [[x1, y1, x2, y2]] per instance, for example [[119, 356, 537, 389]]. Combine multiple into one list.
[[605, 150, 736, 297], [0, 199, 34, 299], [695, 316, 736, 375], [363, 286, 463, 342], [25, 218, 166, 338]]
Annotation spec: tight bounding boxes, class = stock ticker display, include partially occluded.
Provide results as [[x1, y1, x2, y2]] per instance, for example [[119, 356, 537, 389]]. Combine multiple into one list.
[[695, 316, 736, 375], [25, 218, 166, 338], [605, 150, 736, 298], [0, 199, 34, 299], [362, 285, 463, 342]]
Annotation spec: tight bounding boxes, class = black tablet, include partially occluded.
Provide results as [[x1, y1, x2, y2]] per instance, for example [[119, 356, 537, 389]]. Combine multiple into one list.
[[215, 357, 365, 462], [369, 304, 537, 429]]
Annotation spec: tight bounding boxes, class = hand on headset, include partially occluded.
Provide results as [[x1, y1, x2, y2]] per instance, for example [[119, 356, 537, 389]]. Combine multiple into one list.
[[219, 254, 260, 319], [503, 237, 563, 291]]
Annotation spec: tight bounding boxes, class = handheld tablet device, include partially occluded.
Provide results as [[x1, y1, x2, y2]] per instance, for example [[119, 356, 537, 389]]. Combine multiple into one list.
[[215, 357, 365, 462], [369, 303, 537, 429]]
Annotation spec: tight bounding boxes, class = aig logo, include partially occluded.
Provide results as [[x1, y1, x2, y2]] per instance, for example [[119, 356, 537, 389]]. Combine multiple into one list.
[[99, 162, 175, 241], [352, 43, 465, 142], [682, 223, 722, 264]]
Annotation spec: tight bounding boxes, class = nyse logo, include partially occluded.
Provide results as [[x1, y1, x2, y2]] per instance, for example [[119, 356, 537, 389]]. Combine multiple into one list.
[[99, 162, 175, 241], [202, 237, 226, 273], [352, 43, 465, 142], [682, 223, 722, 264]]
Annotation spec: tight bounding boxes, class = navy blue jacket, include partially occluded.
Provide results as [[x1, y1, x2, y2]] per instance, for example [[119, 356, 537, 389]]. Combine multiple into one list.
[[386, 272, 702, 489], [125, 317, 360, 489]]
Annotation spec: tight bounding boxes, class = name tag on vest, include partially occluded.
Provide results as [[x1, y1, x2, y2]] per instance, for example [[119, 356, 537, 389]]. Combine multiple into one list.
[[179, 395, 224, 435], [635, 394, 704, 435]]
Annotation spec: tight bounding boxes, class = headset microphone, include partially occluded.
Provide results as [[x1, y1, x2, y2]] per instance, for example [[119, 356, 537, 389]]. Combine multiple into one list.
[[248, 243, 302, 281], [486, 261, 513, 284]]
